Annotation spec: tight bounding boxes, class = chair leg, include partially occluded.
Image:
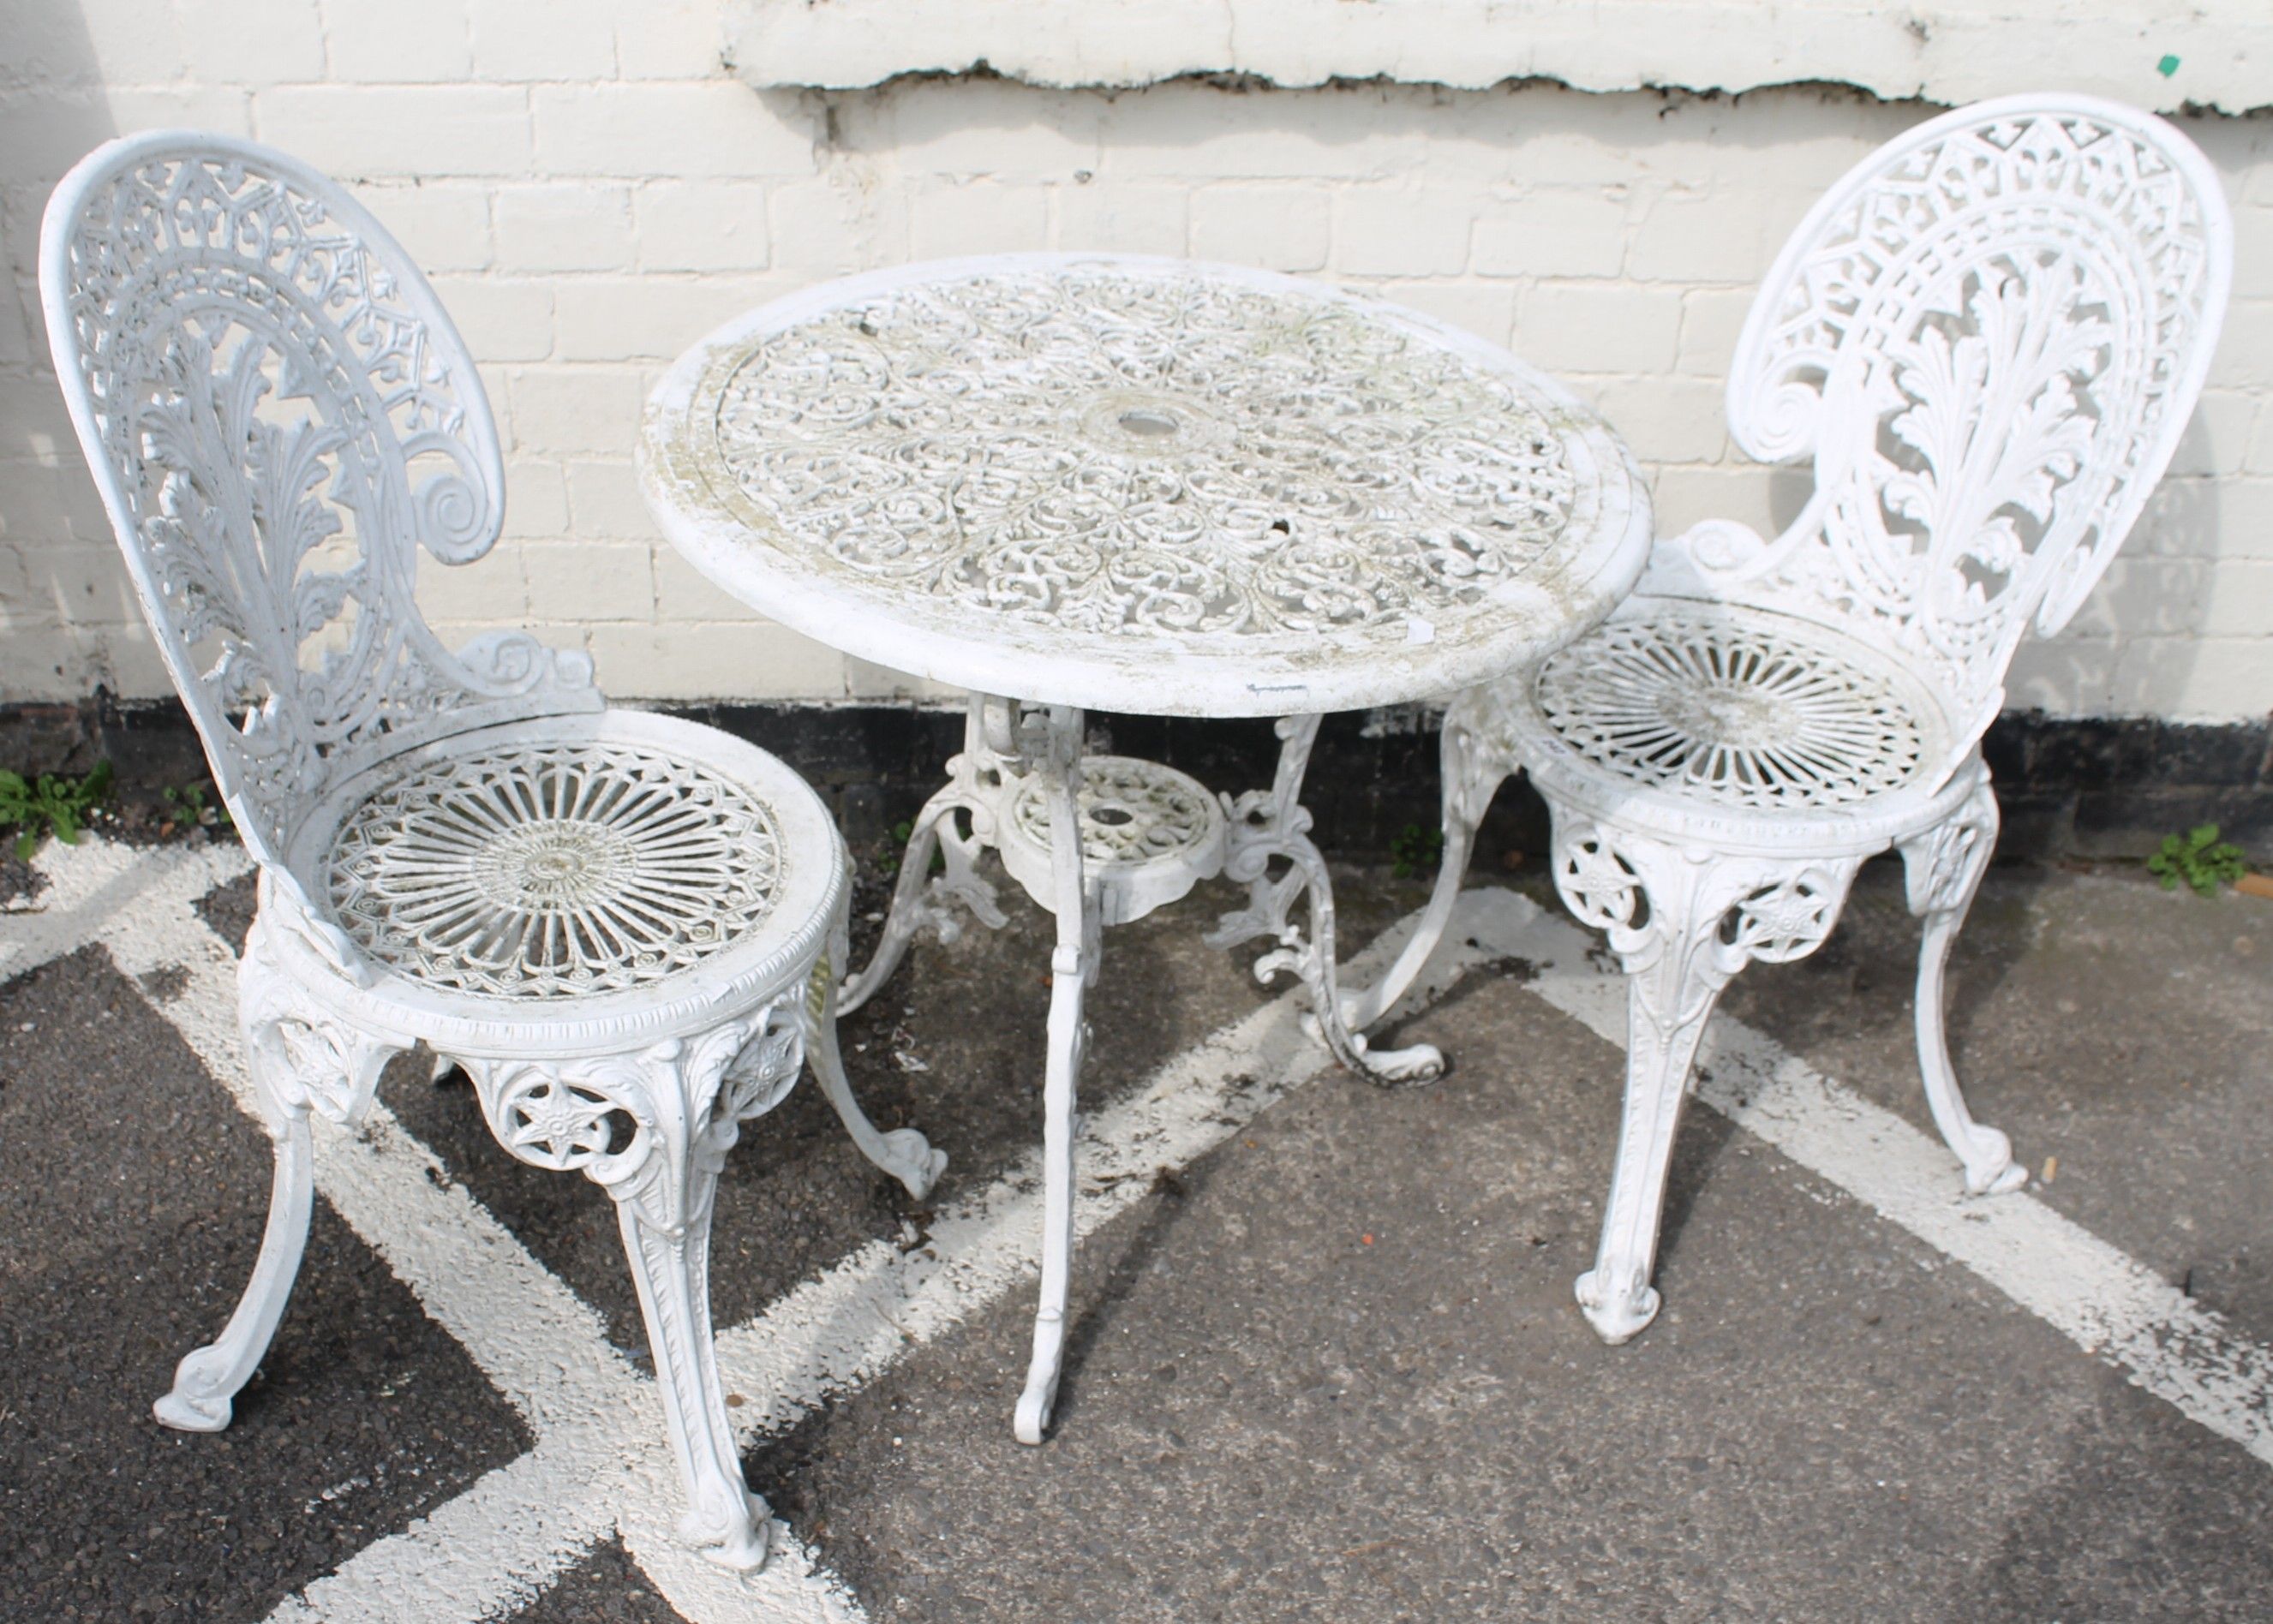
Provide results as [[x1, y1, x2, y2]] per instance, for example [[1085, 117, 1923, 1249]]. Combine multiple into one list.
[[1342, 698, 1510, 1034], [1551, 816, 1859, 1344], [467, 1004, 815, 1573], [612, 1133, 768, 1572], [808, 921, 948, 1200], [1899, 777, 2026, 1197], [157, 928, 397, 1431]]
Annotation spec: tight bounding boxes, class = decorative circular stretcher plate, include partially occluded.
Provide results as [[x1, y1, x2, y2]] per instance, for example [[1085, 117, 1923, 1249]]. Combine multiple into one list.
[[642, 254, 1652, 718], [1006, 755, 1224, 870], [326, 740, 787, 999]]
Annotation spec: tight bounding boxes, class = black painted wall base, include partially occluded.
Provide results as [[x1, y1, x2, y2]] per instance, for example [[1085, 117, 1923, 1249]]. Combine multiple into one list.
[[8, 695, 2269, 866]]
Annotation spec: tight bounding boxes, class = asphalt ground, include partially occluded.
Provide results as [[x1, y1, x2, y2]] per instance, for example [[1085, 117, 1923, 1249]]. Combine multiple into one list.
[[3, 833, 2270, 1621]]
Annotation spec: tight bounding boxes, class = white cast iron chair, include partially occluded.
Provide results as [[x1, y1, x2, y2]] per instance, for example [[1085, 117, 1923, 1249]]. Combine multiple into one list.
[[1346, 94, 2232, 1344], [40, 131, 947, 1573]]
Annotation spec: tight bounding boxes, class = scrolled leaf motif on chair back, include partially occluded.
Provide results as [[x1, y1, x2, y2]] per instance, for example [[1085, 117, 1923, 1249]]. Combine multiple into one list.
[[39, 133, 598, 881], [1675, 97, 2232, 767]]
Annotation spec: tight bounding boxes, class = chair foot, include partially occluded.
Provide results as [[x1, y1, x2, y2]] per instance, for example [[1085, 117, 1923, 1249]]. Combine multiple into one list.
[[1901, 777, 2027, 1203], [1961, 1129, 2028, 1197], [1014, 1322, 1063, 1446], [1552, 818, 1860, 1348], [157, 932, 400, 1441], [877, 1127, 948, 1202], [153, 1378, 234, 1433], [687, 1498, 773, 1573], [1575, 1269, 1661, 1346]]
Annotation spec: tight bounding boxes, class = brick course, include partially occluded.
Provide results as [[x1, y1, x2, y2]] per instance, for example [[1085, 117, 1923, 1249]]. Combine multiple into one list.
[[3, 2, 2268, 722]]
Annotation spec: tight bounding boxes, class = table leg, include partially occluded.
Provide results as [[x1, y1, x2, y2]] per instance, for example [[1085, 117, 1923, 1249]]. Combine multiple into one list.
[[1207, 715, 1445, 1087], [1016, 704, 1098, 1444], [840, 699, 1009, 1018]]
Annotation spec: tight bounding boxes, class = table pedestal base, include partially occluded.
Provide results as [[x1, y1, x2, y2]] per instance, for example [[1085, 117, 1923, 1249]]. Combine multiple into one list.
[[840, 696, 1442, 1444]]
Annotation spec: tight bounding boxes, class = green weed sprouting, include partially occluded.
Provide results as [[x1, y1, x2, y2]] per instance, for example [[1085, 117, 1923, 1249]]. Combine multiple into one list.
[[1390, 821, 1445, 880], [164, 783, 233, 832], [2146, 822, 2246, 899], [879, 819, 917, 878], [0, 761, 114, 860], [877, 819, 942, 880]]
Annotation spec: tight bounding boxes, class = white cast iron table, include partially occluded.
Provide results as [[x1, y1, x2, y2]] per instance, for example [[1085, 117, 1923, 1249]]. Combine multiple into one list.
[[640, 254, 1652, 1442]]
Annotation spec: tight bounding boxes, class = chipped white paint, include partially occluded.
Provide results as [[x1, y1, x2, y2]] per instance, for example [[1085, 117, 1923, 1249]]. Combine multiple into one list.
[[727, 0, 2271, 116]]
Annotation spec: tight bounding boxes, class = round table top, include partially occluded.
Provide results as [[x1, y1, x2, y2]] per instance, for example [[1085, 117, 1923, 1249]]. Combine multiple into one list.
[[639, 254, 1651, 719]]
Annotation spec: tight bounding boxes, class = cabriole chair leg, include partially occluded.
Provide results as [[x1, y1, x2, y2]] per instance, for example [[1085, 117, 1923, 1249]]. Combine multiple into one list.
[[1567, 844, 1745, 1345], [611, 1115, 769, 1572], [1899, 777, 2027, 1197], [153, 1075, 315, 1433], [157, 933, 398, 1431], [1552, 818, 1860, 1344], [468, 1030, 796, 1573]]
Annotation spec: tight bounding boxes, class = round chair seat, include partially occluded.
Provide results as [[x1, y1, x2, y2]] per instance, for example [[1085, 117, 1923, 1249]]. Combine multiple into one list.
[[278, 710, 845, 1051], [1498, 599, 1959, 845], [996, 755, 1228, 926]]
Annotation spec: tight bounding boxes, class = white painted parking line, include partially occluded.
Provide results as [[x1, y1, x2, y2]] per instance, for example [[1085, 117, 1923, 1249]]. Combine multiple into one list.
[[47, 836, 1514, 1624], [262, 1446, 608, 1624], [3, 834, 245, 982], [15, 839, 2273, 1622], [1516, 902, 2273, 1467], [714, 886, 1533, 1445]]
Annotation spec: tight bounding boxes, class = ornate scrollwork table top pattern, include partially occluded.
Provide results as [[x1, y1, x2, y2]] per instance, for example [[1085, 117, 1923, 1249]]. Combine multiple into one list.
[[643, 255, 1651, 718], [326, 740, 787, 1000]]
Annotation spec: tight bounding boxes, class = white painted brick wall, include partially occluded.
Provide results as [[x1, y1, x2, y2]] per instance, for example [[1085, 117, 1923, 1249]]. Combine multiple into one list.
[[2, 0, 2269, 720]]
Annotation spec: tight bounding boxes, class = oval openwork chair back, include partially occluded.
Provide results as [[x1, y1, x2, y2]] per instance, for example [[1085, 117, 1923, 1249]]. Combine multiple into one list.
[[1690, 95, 2232, 759], [39, 131, 596, 876]]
